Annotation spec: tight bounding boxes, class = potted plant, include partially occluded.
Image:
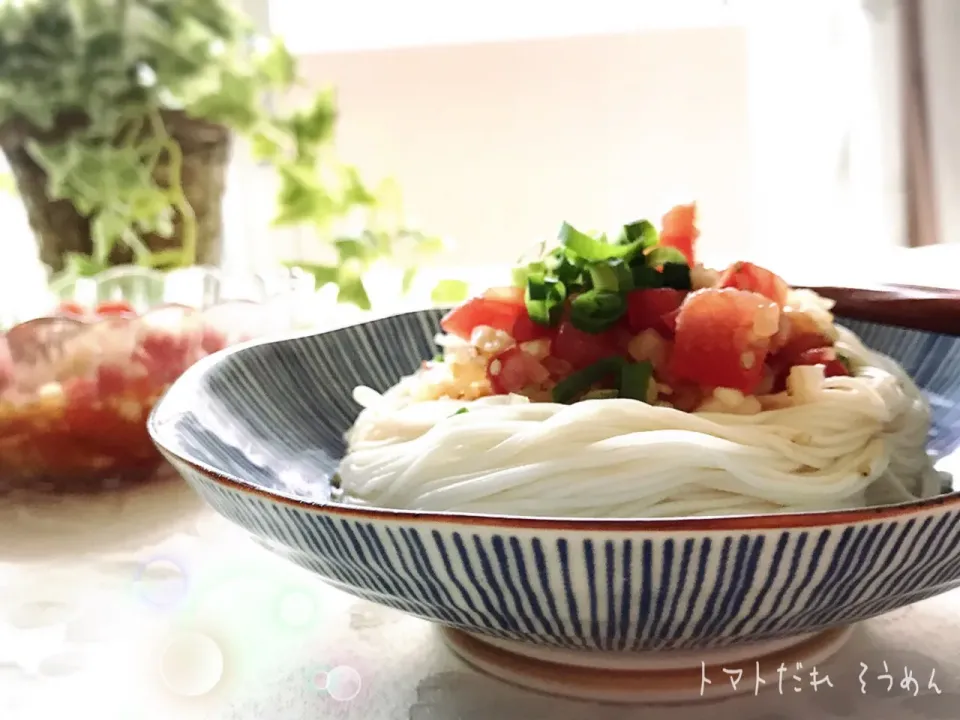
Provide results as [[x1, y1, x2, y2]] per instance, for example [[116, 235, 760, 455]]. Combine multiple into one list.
[[0, 0, 464, 309]]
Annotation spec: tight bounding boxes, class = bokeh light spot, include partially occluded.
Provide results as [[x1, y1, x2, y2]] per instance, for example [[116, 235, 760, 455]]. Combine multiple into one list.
[[160, 632, 224, 697], [134, 557, 189, 609], [276, 589, 316, 628], [326, 665, 362, 702]]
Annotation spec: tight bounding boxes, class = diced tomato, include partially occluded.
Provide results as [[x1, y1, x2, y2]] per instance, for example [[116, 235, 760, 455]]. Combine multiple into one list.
[[775, 330, 835, 367], [440, 293, 526, 341], [57, 300, 86, 317], [62, 377, 99, 408], [511, 312, 552, 343], [718, 262, 789, 306], [770, 345, 849, 391], [659, 203, 700, 265], [795, 347, 849, 378], [551, 321, 621, 369], [95, 300, 136, 317], [662, 308, 681, 335], [668, 288, 779, 395], [200, 327, 229, 355], [95, 364, 128, 396], [487, 348, 550, 394], [134, 331, 193, 383], [626, 289, 687, 336]]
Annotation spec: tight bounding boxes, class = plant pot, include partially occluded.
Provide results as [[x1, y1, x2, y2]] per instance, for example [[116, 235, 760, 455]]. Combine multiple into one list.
[[0, 111, 231, 273]]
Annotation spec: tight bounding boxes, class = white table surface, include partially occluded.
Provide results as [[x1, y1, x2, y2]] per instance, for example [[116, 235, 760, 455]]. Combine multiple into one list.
[[0, 467, 957, 720], [3, 244, 960, 720]]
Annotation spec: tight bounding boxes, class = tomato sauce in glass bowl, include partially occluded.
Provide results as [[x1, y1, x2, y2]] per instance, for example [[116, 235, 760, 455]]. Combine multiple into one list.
[[0, 296, 277, 494]]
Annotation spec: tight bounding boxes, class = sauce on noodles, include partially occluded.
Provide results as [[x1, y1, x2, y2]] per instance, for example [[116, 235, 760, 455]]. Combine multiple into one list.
[[335, 204, 945, 518]]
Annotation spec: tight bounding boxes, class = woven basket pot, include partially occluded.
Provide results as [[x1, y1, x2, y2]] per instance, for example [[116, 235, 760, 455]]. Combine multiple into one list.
[[0, 111, 231, 273]]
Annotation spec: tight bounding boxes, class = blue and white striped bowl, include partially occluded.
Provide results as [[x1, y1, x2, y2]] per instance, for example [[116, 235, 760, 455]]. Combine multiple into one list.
[[148, 304, 960, 661]]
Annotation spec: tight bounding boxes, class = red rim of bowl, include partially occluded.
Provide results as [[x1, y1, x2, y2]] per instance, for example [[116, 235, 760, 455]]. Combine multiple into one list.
[[150, 285, 960, 532]]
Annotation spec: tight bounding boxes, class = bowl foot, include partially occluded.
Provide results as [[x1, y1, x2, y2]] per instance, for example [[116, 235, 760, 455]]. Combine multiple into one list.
[[442, 626, 854, 704]]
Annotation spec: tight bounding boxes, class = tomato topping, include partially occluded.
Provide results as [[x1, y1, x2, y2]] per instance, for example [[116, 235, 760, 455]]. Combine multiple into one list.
[[440, 296, 525, 340], [134, 331, 194, 383], [95, 300, 136, 317], [626, 289, 686, 336], [487, 348, 550, 394], [795, 347, 850, 378], [551, 321, 620, 369], [659, 203, 699, 265], [662, 307, 681, 335], [668, 288, 779, 395], [200, 327, 229, 354], [718, 262, 789, 306], [775, 330, 835, 367], [511, 312, 552, 343]]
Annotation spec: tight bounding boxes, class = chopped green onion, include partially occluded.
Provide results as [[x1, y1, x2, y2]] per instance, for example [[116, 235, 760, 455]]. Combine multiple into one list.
[[558, 222, 643, 262], [620, 219, 659, 248], [619, 361, 654, 402], [432, 353, 443, 362], [452, 407, 469, 416], [661, 262, 692, 290], [609, 258, 635, 291], [525, 276, 566, 326], [582, 389, 619, 400], [569, 290, 627, 333], [630, 264, 664, 290], [646, 246, 689, 267], [588, 263, 620, 292], [544, 252, 583, 286], [526, 274, 549, 301], [552, 356, 626, 404], [512, 261, 547, 288]]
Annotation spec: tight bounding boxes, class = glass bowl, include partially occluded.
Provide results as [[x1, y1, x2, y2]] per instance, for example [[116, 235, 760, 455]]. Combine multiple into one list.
[[0, 265, 315, 494]]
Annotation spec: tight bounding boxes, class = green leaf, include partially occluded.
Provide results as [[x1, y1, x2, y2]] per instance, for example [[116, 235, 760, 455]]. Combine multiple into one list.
[[416, 234, 445, 255], [295, 263, 339, 289], [335, 238, 372, 263], [257, 38, 297, 87], [249, 129, 283, 161], [340, 165, 376, 206], [142, 249, 185, 268], [63, 252, 105, 278], [430, 279, 469, 305], [288, 89, 337, 149], [90, 210, 129, 263], [401, 267, 417, 294], [336, 273, 372, 310], [273, 163, 326, 226]]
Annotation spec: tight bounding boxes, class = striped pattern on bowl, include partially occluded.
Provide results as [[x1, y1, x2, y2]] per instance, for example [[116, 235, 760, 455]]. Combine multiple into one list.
[[150, 308, 960, 650]]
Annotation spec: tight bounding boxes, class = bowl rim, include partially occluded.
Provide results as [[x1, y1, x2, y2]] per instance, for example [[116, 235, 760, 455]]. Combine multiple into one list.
[[148, 303, 960, 533]]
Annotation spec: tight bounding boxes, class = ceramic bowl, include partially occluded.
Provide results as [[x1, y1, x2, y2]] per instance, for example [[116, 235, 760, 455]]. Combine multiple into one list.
[[0, 265, 314, 494], [149, 285, 960, 703]]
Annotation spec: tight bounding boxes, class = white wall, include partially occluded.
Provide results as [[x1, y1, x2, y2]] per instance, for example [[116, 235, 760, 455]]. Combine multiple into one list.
[[280, 27, 751, 269]]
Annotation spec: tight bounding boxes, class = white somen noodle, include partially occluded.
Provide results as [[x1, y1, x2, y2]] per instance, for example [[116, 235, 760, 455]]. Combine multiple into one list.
[[335, 324, 943, 519]]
